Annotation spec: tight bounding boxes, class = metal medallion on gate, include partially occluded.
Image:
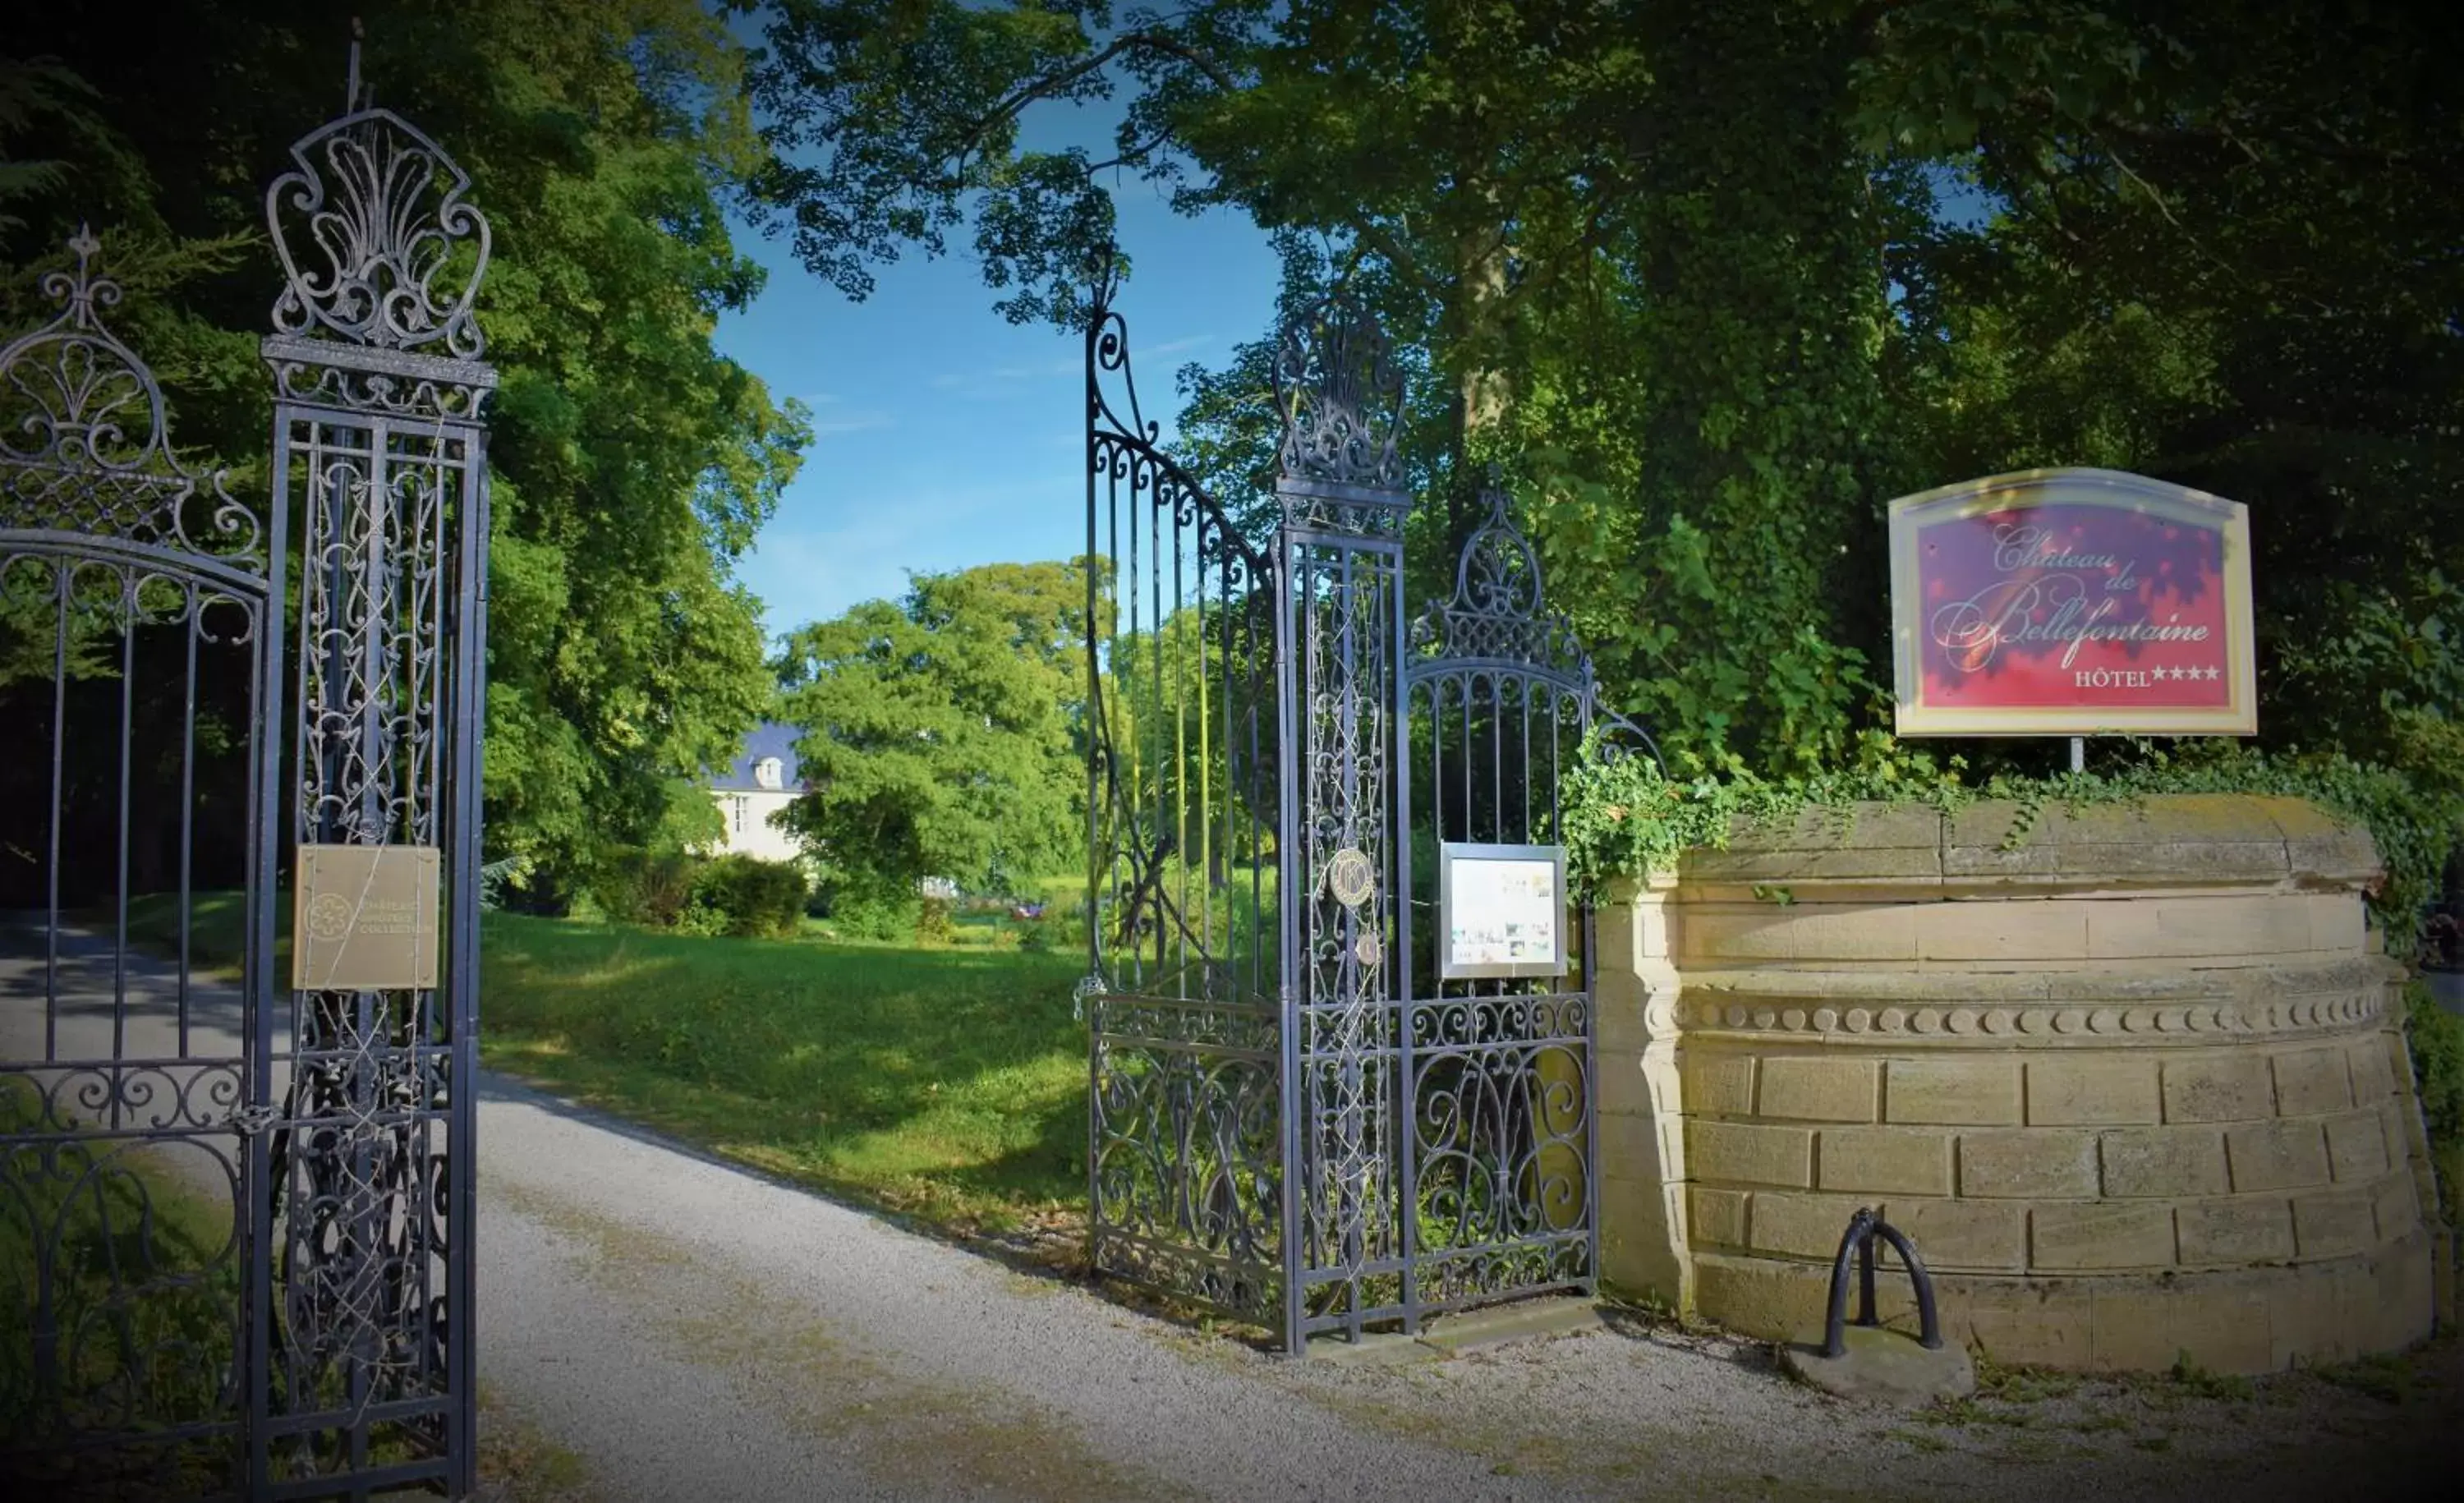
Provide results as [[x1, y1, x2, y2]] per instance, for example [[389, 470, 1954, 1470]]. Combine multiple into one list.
[[293, 843, 443, 990], [1352, 931, 1383, 968], [1326, 847, 1376, 908]]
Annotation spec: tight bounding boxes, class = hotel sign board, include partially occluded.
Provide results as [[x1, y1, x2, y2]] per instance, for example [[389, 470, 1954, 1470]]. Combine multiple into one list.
[[1888, 468, 2256, 738]]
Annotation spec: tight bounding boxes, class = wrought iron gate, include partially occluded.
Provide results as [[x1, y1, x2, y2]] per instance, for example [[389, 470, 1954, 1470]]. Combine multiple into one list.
[[1085, 272, 1631, 1350], [2, 76, 491, 1498]]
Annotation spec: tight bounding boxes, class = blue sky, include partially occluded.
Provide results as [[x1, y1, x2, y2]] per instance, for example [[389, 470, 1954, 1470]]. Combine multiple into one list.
[[712, 112, 1283, 642]]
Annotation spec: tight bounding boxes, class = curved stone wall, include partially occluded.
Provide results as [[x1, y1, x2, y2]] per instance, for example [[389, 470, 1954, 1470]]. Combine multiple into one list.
[[1595, 795, 2441, 1373]]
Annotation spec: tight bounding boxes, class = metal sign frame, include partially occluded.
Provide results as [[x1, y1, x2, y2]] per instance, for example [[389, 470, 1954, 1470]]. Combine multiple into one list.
[[1436, 841, 1569, 981], [1887, 467, 2258, 738]]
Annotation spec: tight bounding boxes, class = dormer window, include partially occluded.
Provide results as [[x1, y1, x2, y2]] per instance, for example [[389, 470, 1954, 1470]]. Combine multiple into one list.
[[754, 756, 784, 791]]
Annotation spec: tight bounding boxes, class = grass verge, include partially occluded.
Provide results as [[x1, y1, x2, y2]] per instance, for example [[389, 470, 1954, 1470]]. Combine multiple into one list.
[[106, 896, 1095, 1247], [477, 912, 1090, 1243]]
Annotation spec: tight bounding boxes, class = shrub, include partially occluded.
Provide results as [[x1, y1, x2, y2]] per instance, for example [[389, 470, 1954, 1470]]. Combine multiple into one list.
[[687, 854, 810, 939], [2404, 981, 2464, 1230], [590, 846, 702, 928], [914, 895, 954, 945]]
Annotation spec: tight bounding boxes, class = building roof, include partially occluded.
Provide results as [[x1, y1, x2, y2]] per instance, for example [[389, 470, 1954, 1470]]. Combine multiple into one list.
[[710, 720, 807, 793]]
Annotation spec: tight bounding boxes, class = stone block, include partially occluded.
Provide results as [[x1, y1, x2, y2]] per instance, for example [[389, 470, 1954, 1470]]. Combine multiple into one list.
[[1746, 1192, 1869, 1260], [1686, 1185, 1749, 1248], [1818, 1127, 1954, 1197], [2368, 1232, 2435, 1354], [2378, 1099, 2411, 1174], [1756, 1057, 1878, 1123], [1776, 907, 1922, 963], [2163, 896, 2315, 958], [2176, 1198, 2296, 1265], [1916, 901, 2088, 962], [2269, 1260, 2348, 1369], [2099, 1128, 2228, 1198], [1692, 1252, 1827, 1343], [2272, 1046, 2352, 1119], [1880, 1197, 2025, 1273], [1961, 1130, 2099, 1199], [2226, 1120, 2331, 1193], [2163, 1056, 2276, 1124], [2089, 1282, 2182, 1372], [2027, 1057, 2162, 1126], [2323, 1110, 2390, 1184], [1884, 1059, 2020, 1126], [1678, 1050, 1754, 1118], [2306, 895, 2366, 953], [1599, 1109, 1659, 1185], [1688, 1119, 1814, 1188], [2292, 1189, 2375, 1260], [2031, 1203, 2177, 1270], [2344, 1036, 2395, 1101], [2370, 1173, 2421, 1243], [2172, 1285, 2276, 1376], [1675, 908, 1796, 963], [1952, 1281, 2088, 1370]]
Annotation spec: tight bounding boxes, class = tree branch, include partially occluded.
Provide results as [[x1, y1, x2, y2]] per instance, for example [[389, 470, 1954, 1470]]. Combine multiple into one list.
[[951, 29, 1236, 172]]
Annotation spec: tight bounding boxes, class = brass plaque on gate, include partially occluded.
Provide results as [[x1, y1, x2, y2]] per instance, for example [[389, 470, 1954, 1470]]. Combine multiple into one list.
[[293, 844, 441, 991]]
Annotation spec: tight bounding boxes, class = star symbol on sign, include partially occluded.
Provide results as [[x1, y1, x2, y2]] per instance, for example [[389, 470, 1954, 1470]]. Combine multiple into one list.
[[2204, 665, 2221, 681]]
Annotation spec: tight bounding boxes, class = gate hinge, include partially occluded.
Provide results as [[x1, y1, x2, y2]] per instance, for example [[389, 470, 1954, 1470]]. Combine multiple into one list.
[[227, 1102, 276, 1136]]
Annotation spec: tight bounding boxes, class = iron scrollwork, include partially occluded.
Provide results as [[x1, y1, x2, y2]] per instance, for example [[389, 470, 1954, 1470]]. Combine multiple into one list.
[[1086, 283, 1625, 1349], [0, 228, 262, 566], [258, 62, 493, 1494]]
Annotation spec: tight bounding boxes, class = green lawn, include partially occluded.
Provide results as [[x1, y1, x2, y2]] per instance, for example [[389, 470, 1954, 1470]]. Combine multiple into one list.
[[108, 894, 1094, 1241], [480, 914, 1091, 1237]]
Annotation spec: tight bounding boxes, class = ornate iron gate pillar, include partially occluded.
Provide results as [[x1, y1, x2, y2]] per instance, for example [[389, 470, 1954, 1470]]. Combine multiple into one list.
[[259, 85, 494, 1496], [1269, 300, 1414, 1349]]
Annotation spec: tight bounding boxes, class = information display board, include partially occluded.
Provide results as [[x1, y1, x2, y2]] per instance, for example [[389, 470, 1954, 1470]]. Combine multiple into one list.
[[1888, 467, 2256, 737], [1438, 842, 1568, 980]]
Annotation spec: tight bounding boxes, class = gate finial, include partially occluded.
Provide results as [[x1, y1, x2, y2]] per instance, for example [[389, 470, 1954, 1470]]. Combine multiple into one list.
[[1272, 293, 1408, 511]]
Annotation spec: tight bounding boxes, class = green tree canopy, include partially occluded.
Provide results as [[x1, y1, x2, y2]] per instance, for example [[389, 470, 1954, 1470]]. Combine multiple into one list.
[[748, 0, 2461, 850], [776, 558, 1096, 905], [2, 0, 810, 895]]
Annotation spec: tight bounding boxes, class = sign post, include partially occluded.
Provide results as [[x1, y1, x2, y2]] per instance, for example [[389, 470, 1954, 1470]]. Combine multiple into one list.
[[1887, 467, 2256, 742]]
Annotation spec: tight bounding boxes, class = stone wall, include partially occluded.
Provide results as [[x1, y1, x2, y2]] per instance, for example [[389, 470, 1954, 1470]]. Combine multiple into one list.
[[1595, 795, 2443, 1373]]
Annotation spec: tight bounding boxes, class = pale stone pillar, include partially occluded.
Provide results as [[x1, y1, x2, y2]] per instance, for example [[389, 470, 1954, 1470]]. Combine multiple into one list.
[[1592, 794, 2443, 1374]]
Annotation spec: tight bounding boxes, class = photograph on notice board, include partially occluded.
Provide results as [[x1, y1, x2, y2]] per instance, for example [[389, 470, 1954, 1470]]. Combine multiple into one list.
[[1440, 843, 1567, 978]]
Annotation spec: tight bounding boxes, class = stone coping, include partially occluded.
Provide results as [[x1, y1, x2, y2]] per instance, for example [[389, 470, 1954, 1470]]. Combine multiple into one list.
[[1660, 793, 2380, 894]]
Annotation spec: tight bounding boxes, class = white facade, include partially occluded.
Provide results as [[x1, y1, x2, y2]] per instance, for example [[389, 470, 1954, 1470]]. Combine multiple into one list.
[[706, 723, 807, 863], [709, 788, 802, 862]]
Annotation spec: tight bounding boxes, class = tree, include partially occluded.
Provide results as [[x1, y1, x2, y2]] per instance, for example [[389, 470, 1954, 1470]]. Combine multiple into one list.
[[1, 0, 810, 897], [749, 0, 2461, 820], [747, 1, 1899, 774], [1850, 0, 2464, 804], [775, 559, 1095, 914]]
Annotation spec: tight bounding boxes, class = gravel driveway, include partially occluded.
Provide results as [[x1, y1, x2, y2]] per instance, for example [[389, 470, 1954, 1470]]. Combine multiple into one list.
[[477, 1055, 2458, 1502], [5, 920, 2454, 1500]]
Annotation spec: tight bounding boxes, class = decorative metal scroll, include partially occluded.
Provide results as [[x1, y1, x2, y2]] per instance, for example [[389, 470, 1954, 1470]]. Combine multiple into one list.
[[2, 231, 279, 1497], [1271, 295, 1410, 527], [1397, 487, 1598, 1323], [260, 71, 494, 1498], [1083, 259, 1286, 1326], [1085, 281, 1630, 1354], [262, 101, 495, 421], [0, 227, 262, 568], [1276, 292, 1411, 1348]]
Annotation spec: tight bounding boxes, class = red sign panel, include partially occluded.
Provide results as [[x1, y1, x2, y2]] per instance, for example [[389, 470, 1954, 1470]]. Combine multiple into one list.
[[1889, 469, 2256, 736]]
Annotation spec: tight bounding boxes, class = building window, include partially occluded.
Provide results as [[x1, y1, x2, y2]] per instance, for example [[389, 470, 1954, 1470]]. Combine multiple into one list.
[[754, 756, 784, 791], [733, 797, 746, 835]]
